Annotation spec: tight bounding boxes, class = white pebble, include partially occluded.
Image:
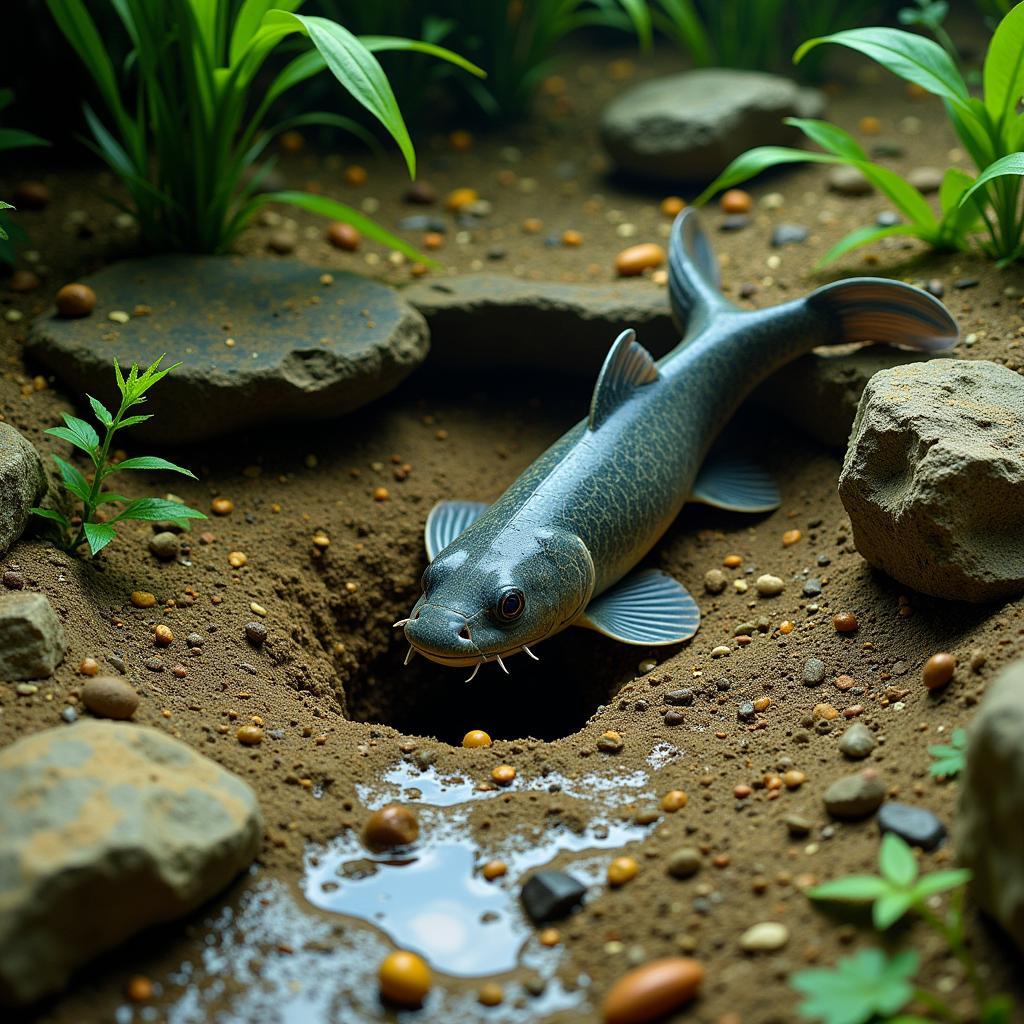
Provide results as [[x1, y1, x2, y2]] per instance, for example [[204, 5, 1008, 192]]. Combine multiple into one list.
[[756, 574, 785, 596], [740, 921, 789, 952]]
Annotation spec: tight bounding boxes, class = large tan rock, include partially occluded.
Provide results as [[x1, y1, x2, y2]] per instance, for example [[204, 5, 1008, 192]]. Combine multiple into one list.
[[0, 721, 262, 1006]]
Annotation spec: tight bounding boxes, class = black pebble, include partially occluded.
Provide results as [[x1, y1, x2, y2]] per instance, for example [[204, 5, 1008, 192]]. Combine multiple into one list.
[[665, 688, 694, 706], [520, 870, 587, 923], [954, 277, 980, 290], [719, 214, 750, 231], [878, 802, 947, 851]]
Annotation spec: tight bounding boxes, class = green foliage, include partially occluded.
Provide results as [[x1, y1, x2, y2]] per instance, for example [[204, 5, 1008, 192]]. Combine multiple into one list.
[[929, 727, 968, 779], [697, 4, 1024, 265], [0, 88, 50, 262], [46, 0, 483, 255], [32, 357, 206, 557], [791, 948, 919, 1024], [899, 0, 958, 62]]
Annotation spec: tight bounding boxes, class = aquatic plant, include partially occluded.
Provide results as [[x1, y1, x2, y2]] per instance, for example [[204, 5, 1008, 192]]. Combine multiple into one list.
[[929, 726, 968, 779], [0, 89, 49, 263], [793, 832, 1013, 1023], [32, 357, 206, 556], [45, 0, 482, 255], [696, 4, 1024, 265], [898, 0, 959, 62]]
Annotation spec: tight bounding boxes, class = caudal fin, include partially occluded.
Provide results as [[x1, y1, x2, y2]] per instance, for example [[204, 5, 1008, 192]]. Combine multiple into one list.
[[668, 209, 734, 332], [805, 278, 958, 351]]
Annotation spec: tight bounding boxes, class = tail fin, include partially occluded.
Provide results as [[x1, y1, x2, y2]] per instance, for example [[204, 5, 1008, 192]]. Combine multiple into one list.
[[668, 209, 734, 332], [806, 278, 959, 351]]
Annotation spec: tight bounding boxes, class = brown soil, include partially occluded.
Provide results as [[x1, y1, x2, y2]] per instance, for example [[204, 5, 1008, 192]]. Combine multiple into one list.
[[3, 37, 1024, 1024]]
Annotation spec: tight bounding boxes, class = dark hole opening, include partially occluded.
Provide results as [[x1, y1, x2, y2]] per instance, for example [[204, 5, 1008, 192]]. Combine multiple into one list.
[[344, 628, 662, 744]]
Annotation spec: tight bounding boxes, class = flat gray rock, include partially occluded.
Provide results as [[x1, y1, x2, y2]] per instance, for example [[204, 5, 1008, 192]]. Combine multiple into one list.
[[957, 660, 1024, 954], [0, 423, 45, 554], [0, 591, 65, 680], [823, 772, 885, 819], [26, 257, 429, 443], [839, 359, 1024, 602], [0, 720, 262, 1006], [600, 69, 825, 183], [405, 274, 679, 375]]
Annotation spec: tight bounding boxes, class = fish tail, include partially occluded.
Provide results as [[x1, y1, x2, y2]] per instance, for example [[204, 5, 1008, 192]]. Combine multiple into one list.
[[668, 209, 735, 332], [804, 278, 959, 351]]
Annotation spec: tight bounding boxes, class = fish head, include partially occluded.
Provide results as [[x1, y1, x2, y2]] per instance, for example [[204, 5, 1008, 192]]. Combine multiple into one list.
[[403, 525, 594, 669]]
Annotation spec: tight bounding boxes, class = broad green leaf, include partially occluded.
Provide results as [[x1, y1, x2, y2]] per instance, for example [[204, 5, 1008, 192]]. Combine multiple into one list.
[[694, 146, 842, 206], [361, 35, 486, 78], [88, 394, 113, 427], [983, 0, 1024, 126], [794, 29, 970, 113], [961, 152, 1024, 205], [784, 117, 868, 161], [113, 497, 207, 523], [61, 413, 100, 450], [808, 876, 891, 903], [114, 456, 197, 478], [53, 454, 91, 502], [911, 868, 972, 899], [264, 12, 416, 177], [45, 425, 97, 458], [873, 890, 914, 929], [31, 507, 70, 528], [791, 948, 918, 1024], [84, 521, 117, 555], [880, 833, 918, 887]]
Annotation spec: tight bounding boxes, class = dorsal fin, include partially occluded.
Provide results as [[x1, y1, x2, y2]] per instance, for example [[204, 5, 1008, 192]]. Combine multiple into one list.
[[588, 329, 659, 431]]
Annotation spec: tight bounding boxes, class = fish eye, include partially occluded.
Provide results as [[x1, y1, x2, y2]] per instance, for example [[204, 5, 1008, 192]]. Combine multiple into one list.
[[495, 588, 525, 622]]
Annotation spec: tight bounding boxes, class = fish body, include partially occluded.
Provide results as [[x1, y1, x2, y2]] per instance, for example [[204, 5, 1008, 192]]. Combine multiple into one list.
[[401, 210, 958, 676]]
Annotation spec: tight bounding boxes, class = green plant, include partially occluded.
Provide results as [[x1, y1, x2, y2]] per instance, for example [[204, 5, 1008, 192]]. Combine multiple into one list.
[[32, 357, 206, 557], [796, 833, 1013, 1024], [899, 0, 958, 62], [46, 0, 483, 255], [929, 727, 967, 779], [696, 4, 1024, 265], [0, 88, 50, 263]]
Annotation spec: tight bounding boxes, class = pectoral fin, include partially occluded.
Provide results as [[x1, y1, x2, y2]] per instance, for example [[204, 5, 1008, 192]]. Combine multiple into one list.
[[690, 453, 780, 513], [425, 501, 488, 561], [577, 569, 700, 645]]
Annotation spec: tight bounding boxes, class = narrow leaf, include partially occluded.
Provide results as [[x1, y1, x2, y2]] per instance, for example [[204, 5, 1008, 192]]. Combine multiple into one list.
[[808, 876, 891, 903], [45, 425, 97, 457], [983, 0, 1024, 126], [873, 890, 914, 929], [52, 454, 92, 502], [361, 35, 486, 78], [880, 833, 918, 887], [114, 456, 198, 478], [694, 147, 841, 206], [911, 869, 972, 899], [88, 394, 113, 427], [113, 497, 207, 523], [61, 413, 100, 449], [31, 507, 70, 527], [961, 152, 1024, 205]]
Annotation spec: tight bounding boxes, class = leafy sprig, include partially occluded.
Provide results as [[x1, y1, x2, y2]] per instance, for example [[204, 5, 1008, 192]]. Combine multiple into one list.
[[792, 948, 919, 1024], [32, 356, 206, 556], [929, 728, 968, 779]]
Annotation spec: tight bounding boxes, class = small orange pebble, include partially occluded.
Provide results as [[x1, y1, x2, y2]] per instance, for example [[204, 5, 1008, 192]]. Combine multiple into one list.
[[561, 229, 583, 247], [78, 657, 100, 676], [859, 115, 882, 134], [445, 187, 478, 211], [125, 975, 153, 1002], [753, 696, 771, 712], [481, 860, 507, 881], [834, 612, 858, 633], [779, 620, 794, 634], [661, 789, 688, 812], [712, 853, 730, 868], [783, 770, 806, 789], [491, 764, 516, 785], [278, 130, 304, 154], [373, 486, 390, 502], [602, 958, 705, 1024], [720, 189, 752, 214], [478, 982, 503, 1007], [312, 532, 330, 549], [813, 703, 839, 721], [834, 674, 856, 691], [449, 129, 473, 150], [539, 927, 561, 946], [463, 729, 492, 748], [154, 624, 174, 646], [423, 231, 445, 250], [615, 242, 666, 278], [378, 950, 432, 1008], [326, 221, 360, 251], [723, 554, 743, 568], [55, 283, 97, 318], [236, 724, 264, 746], [211, 497, 234, 515], [782, 529, 801, 546], [607, 856, 639, 887], [228, 551, 247, 568], [733, 784, 752, 799], [923, 652, 956, 690], [344, 165, 367, 187], [764, 774, 783, 791], [660, 196, 685, 217], [522, 217, 543, 234], [130, 591, 156, 609]]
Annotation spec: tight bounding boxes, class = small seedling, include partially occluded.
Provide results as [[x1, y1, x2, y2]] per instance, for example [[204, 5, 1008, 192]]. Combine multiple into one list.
[[32, 356, 205, 556], [793, 833, 1013, 1023], [929, 727, 968, 779]]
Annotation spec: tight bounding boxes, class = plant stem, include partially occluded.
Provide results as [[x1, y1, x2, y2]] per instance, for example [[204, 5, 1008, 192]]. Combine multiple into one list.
[[918, 904, 988, 1009], [65, 399, 126, 553]]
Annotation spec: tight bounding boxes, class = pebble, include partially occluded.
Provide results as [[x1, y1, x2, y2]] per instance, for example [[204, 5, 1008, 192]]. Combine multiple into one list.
[[802, 578, 822, 597], [244, 621, 268, 647], [81, 676, 139, 720], [9, 270, 40, 293], [362, 804, 419, 851], [878, 802, 947, 850], [601, 958, 704, 1024], [833, 612, 858, 633], [739, 921, 789, 952], [953, 277, 979, 289], [148, 532, 179, 560], [404, 181, 437, 205], [828, 166, 873, 195], [823, 772, 886, 819], [326, 222, 360, 251], [771, 223, 808, 247], [267, 230, 297, 254], [462, 729, 492, 748], [718, 214, 750, 231], [398, 215, 445, 232], [838, 722, 876, 760], [608, 856, 639, 887], [666, 848, 701, 879], [378, 950, 431, 1008], [55, 283, 96, 318], [521, 869, 587, 923], [598, 730, 624, 753], [235, 725, 263, 746], [660, 196, 685, 217], [615, 243, 665, 277], [737, 701, 755, 723], [907, 166, 943, 193], [720, 189, 752, 213], [923, 652, 955, 690], [802, 658, 826, 686], [211, 497, 234, 515], [785, 814, 813, 837], [703, 569, 727, 594], [445, 187, 478, 211], [664, 688, 693, 706], [13, 180, 51, 209], [755, 574, 784, 597], [478, 982, 503, 1006]]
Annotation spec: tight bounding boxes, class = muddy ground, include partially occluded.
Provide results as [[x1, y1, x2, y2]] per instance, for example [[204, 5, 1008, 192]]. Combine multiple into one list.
[[3, 35, 1024, 1024]]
